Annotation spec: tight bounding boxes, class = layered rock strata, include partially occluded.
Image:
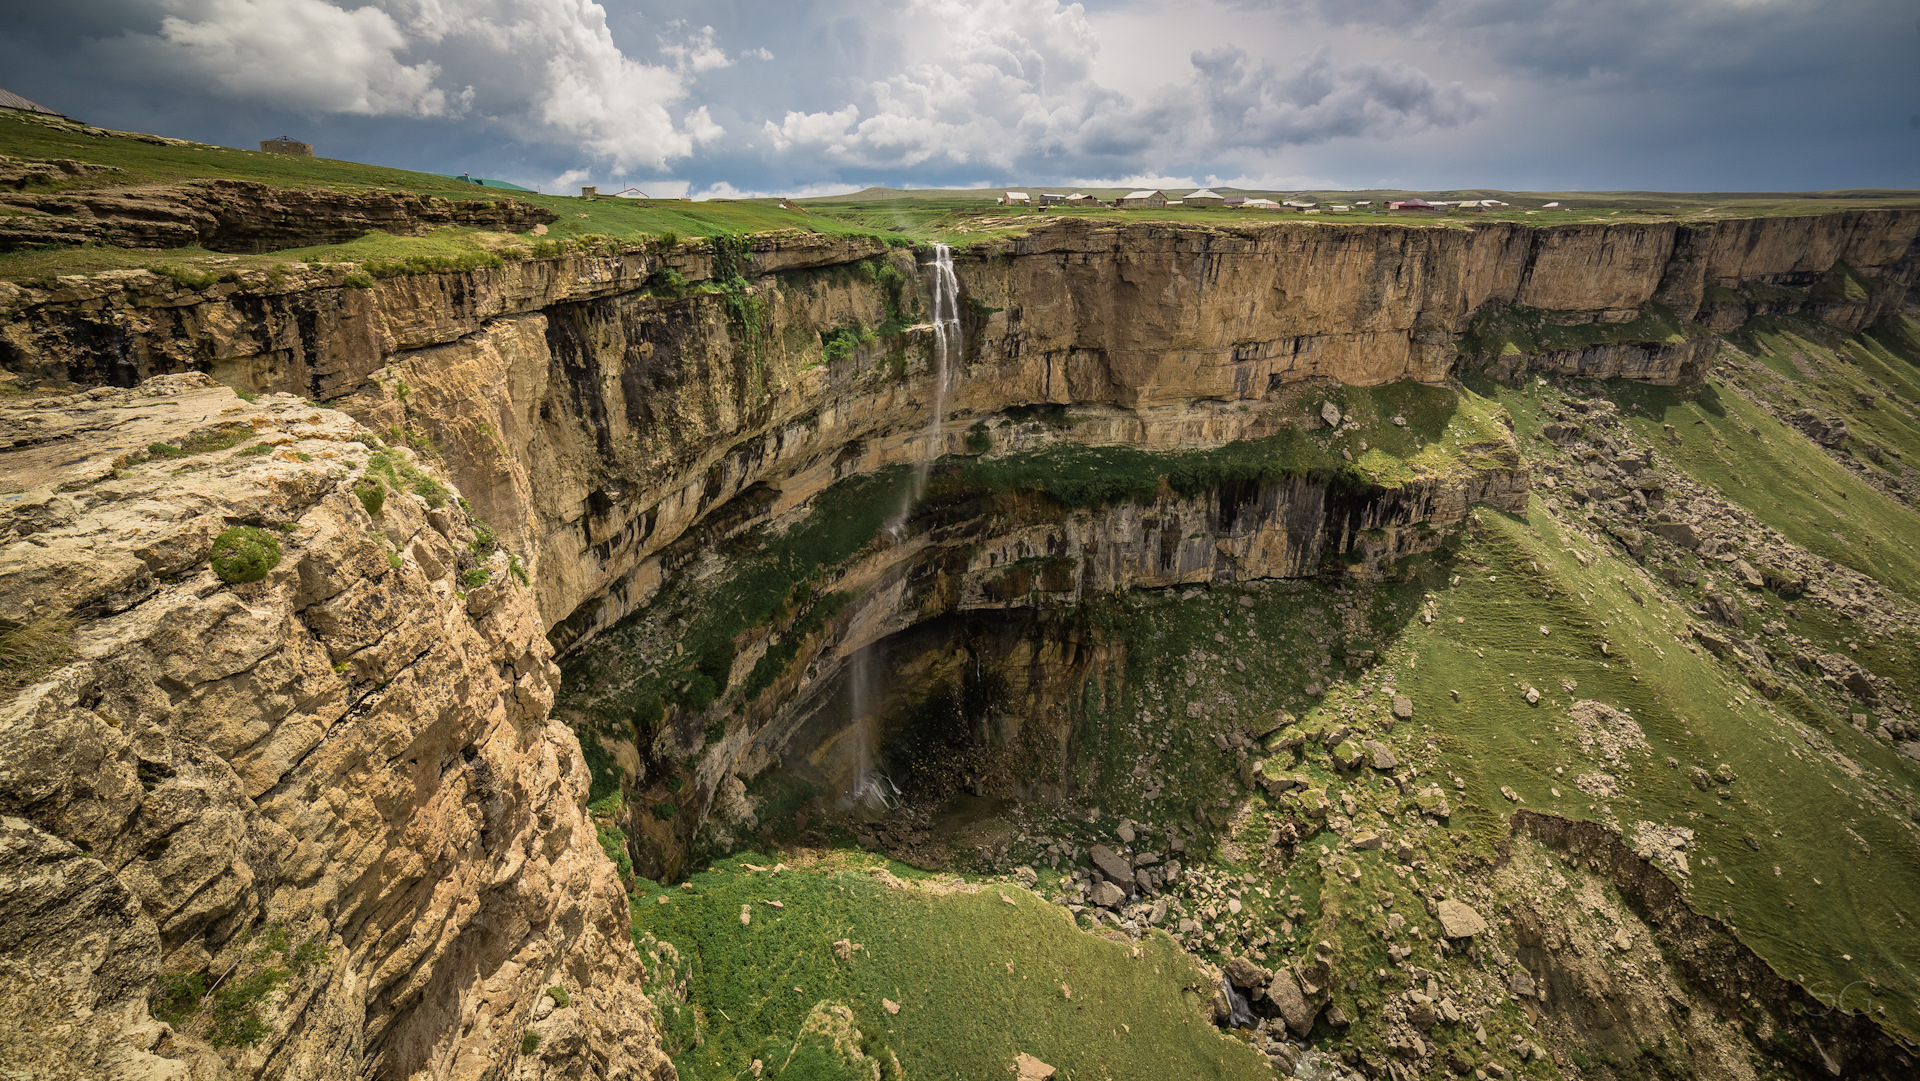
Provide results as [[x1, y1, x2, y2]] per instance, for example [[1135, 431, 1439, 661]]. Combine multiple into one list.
[[0, 376, 670, 1080], [0, 177, 557, 254], [10, 212, 1909, 649]]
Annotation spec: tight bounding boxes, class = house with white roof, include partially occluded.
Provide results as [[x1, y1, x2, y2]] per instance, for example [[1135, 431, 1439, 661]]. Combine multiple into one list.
[[1117, 190, 1168, 208]]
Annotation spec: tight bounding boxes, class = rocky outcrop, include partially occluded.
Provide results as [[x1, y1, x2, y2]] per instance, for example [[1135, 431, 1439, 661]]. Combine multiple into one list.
[[0, 178, 556, 254], [1507, 812, 1915, 1079], [0, 376, 670, 1080], [1473, 335, 1718, 387]]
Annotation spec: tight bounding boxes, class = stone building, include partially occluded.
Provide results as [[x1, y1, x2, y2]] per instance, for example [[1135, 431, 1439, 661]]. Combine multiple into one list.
[[259, 136, 314, 156]]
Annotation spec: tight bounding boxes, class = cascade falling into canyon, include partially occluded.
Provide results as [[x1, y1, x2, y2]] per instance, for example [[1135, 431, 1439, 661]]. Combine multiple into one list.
[[847, 243, 965, 812]]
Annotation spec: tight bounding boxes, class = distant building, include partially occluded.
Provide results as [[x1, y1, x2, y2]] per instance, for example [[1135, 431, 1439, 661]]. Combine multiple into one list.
[[1328, 205, 1352, 213], [1453, 199, 1510, 212], [1353, 200, 1374, 207], [1223, 195, 1246, 207], [1182, 188, 1226, 207], [999, 191, 1031, 205], [0, 88, 65, 118], [1065, 192, 1098, 205], [1039, 192, 1070, 206], [259, 136, 313, 157], [1388, 198, 1442, 213], [1238, 198, 1280, 209], [1542, 201, 1565, 209], [1118, 190, 1168, 208], [1283, 200, 1318, 210]]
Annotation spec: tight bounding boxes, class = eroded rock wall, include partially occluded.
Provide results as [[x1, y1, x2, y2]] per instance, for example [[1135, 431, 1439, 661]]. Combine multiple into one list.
[[3, 213, 1915, 654], [0, 376, 670, 1080]]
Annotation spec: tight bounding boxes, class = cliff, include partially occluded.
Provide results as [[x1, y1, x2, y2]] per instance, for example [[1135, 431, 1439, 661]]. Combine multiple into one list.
[[4, 212, 1913, 655], [0, 376, 670, 1081], [0, 179, 556, 254], [4, 203, 1920, 1079]]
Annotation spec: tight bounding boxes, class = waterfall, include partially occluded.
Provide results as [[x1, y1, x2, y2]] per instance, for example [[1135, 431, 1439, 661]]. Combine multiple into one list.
[[919, 242, 961, 498], [890, 243, 961, 527], [846, 244, 965, 812]]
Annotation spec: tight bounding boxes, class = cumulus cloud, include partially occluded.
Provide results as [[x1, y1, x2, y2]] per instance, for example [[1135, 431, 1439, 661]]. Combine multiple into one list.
[[130, 0, 445, 116], [658, 22, 734, 74], [750, 0, 1485, 178], [108, 0, 719, 172]]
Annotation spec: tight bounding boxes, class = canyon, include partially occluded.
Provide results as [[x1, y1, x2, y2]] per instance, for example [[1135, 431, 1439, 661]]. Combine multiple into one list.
[[5, 194, 1920, 1081]]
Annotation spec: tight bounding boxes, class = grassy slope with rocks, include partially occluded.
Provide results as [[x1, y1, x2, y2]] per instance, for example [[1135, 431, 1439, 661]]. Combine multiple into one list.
[[602, 322, 1920, 1079], [630, 851, 1269, 1080]]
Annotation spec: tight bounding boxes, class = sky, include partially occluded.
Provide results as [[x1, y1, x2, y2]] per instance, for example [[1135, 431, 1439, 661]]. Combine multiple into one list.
[[1, 0, 1915, 198]]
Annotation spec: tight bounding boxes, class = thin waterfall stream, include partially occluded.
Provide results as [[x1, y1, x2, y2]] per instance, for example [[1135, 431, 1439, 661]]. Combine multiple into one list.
[[846, 243, 964, 812]]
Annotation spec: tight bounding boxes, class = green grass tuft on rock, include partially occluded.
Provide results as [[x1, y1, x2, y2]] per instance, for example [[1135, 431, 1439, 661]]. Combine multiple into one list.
[[210, 526, 282, 583]]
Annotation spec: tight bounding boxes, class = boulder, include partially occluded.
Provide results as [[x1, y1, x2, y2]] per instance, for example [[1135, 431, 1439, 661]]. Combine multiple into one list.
[[1088, 880, 1127, 909], [1436, 899, 1489, 938], [1508, 969, 1536, 998], [1267, 970, 1321, 1036], [1224, 956, 1272, 990], [1250, 711, 1294, 738], [1016, 1052, 1056, 1080], [1391, 695, 1414, 720], [1321, 401, 1343, 428], [1088, 845, 1133, 886], [1652, 521, 1700, 549], [1262, 726, 1307, 753], [1363, 740, 1398, 770]]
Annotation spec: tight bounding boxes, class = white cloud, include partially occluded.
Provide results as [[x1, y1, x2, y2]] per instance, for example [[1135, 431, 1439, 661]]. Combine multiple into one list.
[[112, 0, 719, 172], [763, 105, 863, 153], [138, 0, 445, 116], [748, 0, 1486, 178], [658, 22, 733, 74], [549, 166, 594, 191], [691, 179, 872, 201]]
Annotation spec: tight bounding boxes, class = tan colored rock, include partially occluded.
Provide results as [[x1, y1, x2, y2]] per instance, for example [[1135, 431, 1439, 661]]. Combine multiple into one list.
[[1016, 1051, 1057, 1079], [0, 377, 670, 1081], [1437, 899, 1490, 938], [1266, 969, 1321, 1036]]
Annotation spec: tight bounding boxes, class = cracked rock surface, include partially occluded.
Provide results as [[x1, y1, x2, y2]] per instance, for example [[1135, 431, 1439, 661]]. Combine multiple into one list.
[[0, 375, 671, 1080]]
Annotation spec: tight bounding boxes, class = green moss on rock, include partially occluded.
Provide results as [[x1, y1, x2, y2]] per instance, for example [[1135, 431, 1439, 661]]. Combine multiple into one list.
[[210, 526, 282, 583]]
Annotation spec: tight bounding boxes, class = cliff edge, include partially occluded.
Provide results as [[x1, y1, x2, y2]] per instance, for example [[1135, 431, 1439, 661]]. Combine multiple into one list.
[[0, 375, 671, 1080]]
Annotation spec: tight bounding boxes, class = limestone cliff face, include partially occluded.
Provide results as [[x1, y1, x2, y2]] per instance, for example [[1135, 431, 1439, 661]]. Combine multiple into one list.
[[0, 179, 557, 254], [2, 212, 1914, 657], [0, 377, 670, 1081]]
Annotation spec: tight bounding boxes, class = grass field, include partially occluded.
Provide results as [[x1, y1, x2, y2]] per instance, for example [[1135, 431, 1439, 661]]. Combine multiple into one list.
[[7, 109, 1917, 286], [632, 851, 1269, 1081]]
